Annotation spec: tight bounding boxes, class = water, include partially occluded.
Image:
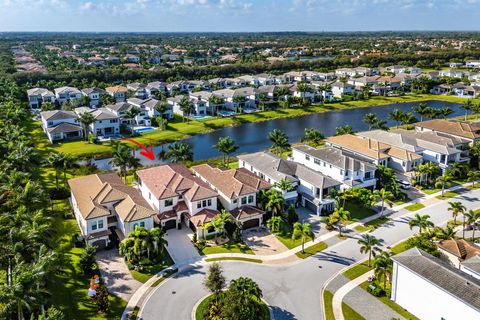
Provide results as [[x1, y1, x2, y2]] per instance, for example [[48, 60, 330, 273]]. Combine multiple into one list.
[[92, 100, 463, 170]]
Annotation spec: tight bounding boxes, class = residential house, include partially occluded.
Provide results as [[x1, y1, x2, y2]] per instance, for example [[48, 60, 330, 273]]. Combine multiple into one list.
[[106, 85, 128, 102], [450, 62, 463, 68], [168, 94, 208, 117], [335, 68, 358, 78], [390, 248, 480, 320], [466, 61, 480, 69], [81, 87, 105, 107], [238, 152, 341, 215], [136, 164, 219, 237], [213, 87, 257, 112], [291, 145, 377, 190], [40, 110, 83, 143], [439, 69, 465, 78], [27, 88, 56, 108], [437, 239, 480, 270], [105, 102, 134, 124], [331, 82, 355, 98], [54, 86, 82, 105], [125, 54, 140, 64], [75, 107, 120, 137], [68, 173, 156, 248], [415, 119, 480, 145], [146, 81, 167, 97], [256, 73, 277, 86], [451, 82, 480, 98], [192, 164, 271, 228], [127, 83, 148, 99], [290, 83, 318, 102]]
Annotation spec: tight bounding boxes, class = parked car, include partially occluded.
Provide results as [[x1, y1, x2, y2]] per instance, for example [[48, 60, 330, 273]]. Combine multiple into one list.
[[396, 179, 411, 189]]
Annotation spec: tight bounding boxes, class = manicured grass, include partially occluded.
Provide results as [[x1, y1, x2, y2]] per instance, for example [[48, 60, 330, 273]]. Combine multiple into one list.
[[295, 241, 328, 259], [195, 294, 269, 320], [202, 241, 254, 255], [435, 191, 458, 200], [323, 290, 335, 320], [42, 94, 474, 159], [129, 253, 174, 283], [390, 240, 409, 255], [342, 262, 373, 280], [49, 200, 127, 319], [344, 201, 377, 223], [405, 203, 425, 212], [447, 219, 463, 227], [342, 302, 366, 320], [354, 217, 390, 233], [422, 188, 441, 195], [205, 257, 263, 263], [275, 223, 304, 249]]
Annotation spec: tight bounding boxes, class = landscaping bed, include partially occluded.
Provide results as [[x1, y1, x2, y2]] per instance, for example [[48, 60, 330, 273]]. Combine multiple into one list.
[[195, 293, 270, 320], [295, 241, 328, 259]]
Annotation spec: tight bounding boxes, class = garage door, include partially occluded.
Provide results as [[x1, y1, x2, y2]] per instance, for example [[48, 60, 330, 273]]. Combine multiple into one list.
[[91, 239, 106, 250], [242, 218, 260, 230], [163, 219, 177, 230], [304, 199, 318, 215]]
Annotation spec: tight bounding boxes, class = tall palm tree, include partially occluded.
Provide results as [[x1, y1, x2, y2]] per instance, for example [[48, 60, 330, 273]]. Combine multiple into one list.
[[329, 207, 351, 236], [301, 128, 324, 147], [439, 106, 454, 119], [204, 210, 232, 243], [213, 136, 239, 167], [268, 129, 291, 155], [436, 172, 453, 197], [232, 95, 245, 113], [400, 112, 417, 126], [408, 213, 434, 234], [372, 119, 389, 131], [266, 189, 285, 217], [471, 103, 480, 121], [108, 142, 139, 184], [388, 108, 406, 128], [448, 201, 466, 225], [266, 216, 283, 234], [412, 103, 431, 122], [165, 142, 193, 163], [435, 225, 457, 240], [334, 125, 355, 136], [358, 234, 382, 267], [292, 222, 314, 254], [363, 113, 379, 131], [155, 101, 170, 117], [228, 277, 263, 303], [274, 178, 294, 192], [125, 106, 141, 125], [296, 82, 311, 101], [373, 250, 393, 290], [372, 188, 395, 218], [178, 96, 194, 122], [46, 152, 65, 190], [461, 99, 473, 121], [465, 210, 480, 240], [78, 111, 95, 141]]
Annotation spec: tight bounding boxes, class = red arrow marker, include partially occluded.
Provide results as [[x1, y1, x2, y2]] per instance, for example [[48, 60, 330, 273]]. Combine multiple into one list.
[[123, 138, 155, 160]]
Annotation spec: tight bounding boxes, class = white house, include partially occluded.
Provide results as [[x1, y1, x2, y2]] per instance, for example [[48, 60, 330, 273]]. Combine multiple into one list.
[[192, 164, 271, 229], [106, 85, 128, 102], [75, 107, 120, 137], [331, 82, 355, 98], [391, 248, 480, 320], [81, 87, 104, 108], [27, 88, 56, 109], [68, 173, 156, 248], [212, 87, 257, 112], [40, 110, 83, 143], [136, 164, 220, 238], [54, 86, 82, 105], [466, 61, 480, 69]]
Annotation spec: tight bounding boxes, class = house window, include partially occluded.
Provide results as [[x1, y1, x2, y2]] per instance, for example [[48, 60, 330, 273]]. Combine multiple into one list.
[[241, 197, 247, 205], [248, 195, 254, 203], [207, 199, 212, 206], [365, 172, 371, 180], [202, 200, 207, 207], [91, 221, 97, 231], [305, 154, 310, 160], [402, 161, 406, 167], [99, 120, 102, 123], [139, 221, 145, 228], [47, 121, 53, 126], [197, 202, 201, 209], [164, 198, 173, 207], [233, 199, 238, 204], [314, 158, 320, 165], [98, 220, 104, 229]]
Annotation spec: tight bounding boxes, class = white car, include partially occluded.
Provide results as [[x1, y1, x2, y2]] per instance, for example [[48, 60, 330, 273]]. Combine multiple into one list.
[[396, 179, 411, 190]]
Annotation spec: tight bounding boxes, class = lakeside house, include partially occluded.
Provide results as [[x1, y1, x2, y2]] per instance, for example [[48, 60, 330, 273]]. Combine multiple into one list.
[[81, 87, 105, 108], [27, 88, 56, 109], [54, 86, 82, 105], [106, 85, 128, 102], [415, 119, 480, 145], [75, 107, 120, 138], [40, 110, 83, 143], [68, 173, 157, 248]]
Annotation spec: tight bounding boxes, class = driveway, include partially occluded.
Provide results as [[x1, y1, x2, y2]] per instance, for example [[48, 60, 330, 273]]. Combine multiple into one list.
[[96, 249, 141, 301], [296, 207, 330, 236], [165, 227, 201, 263], [242, 227, 289, 256]]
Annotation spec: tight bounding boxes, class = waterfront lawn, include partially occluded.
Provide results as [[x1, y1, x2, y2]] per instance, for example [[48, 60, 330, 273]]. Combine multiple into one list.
[[344, 201, 377, 223], [295, 241, 328, 259], [404, 203, 425, 212], [202, 241, 253, 255]]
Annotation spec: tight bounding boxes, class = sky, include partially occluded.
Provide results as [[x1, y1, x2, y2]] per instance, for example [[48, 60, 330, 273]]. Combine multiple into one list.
[[1, 0, 480, 32]]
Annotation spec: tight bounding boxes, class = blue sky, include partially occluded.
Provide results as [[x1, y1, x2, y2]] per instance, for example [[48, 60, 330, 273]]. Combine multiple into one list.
[[1, 0, 480, 32]]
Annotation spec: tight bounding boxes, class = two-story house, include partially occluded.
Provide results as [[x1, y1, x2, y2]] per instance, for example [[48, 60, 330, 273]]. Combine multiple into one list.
[[192, 164, 271, 229], [54, 86, 82, 105], [75, 107, 120, 137], [127, 83, 148, 99], [27, 88, 56, 109], [331, 82, 355, 98], [81, 87, 105, 107], [40, 110, 83, 143], [106, 85, 128, 102], [68, 173, 156, 248], [415, 119, 480, 145], [136, 164, 219, 238], [146, 81, 167, 98], [168, 94, 207, 118], [212, 87, 257, 112]]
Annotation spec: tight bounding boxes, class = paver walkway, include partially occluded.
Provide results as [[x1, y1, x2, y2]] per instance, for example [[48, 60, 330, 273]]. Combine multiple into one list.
[[96, 249, 142, 301], [332, 270, 373, 320], [242, 227, 289, 256], [165, 228, 201, 263]]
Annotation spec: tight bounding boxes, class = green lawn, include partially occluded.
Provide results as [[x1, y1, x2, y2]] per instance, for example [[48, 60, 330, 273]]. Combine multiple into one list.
[[390, 240, 409, 255], [344, 201, 377, 223], [323, 290, 335, 320], [435, 191, 458, 200], [354, 217, 390, 233], [295, 241, 328, 259], [275, 223, 305, 249], [205, 257, 262, 263], [404, 203, 425, 212], [342, 262, 373, 280], [342, 302, 366, 320], [421, 188, 441, 195], [129, 253, 174, 283], [202, 241, 254, 255]]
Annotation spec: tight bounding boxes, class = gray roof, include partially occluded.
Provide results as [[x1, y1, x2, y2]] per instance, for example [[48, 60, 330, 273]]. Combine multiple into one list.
[[41, 110, 77, 121], [462, 255, 480, 274], [294, 163, 341, 189], [54, 86, 81, 95], [106, 102, 133, 113], [81, 87, 105, 95], [91, 108, 118, 120], [47, 122, 82, 134], [392, 248, 480, 310], [293, 145, 376, 172], [27, 87, 54, 97]]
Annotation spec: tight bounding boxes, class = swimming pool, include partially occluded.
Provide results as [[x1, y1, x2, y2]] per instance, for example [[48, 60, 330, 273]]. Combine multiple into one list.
[[134, 127, 155, 133]]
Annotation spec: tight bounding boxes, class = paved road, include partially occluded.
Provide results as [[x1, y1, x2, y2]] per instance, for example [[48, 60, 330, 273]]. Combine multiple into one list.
[[140, 186, 480, 320]]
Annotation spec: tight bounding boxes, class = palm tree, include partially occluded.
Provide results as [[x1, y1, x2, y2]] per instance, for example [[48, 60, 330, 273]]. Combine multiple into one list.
[[209, 95, 224, 115], [470, 141, 480, 170], [165, 142, 193, 163], [268, 129, 291, 155], [461, 99, 473, 121], [46, 152, 65, 190], [373, 251, 393, 290], [408, 213, 434, 234], [149, 227, 168, 257], [448, 201, 466, 225], [467, 171, 480, 188], [471, 103, 480, 121], [155, 101, 170, 118], [372, 119, 389, 131], [213, 136, 238, 167], [439, 106, 454, 119], [204, 210, 232, 243], [372, 188, 395, 218], [363, 113, 379, 131], [388, 109, 406, 128], [232, 95, 245, 113], [358, 234, 382, 267], [179, 96, 193, 122], [329, 207, 351, 236], [400, 112, 417, 126], [78, 111, 95, 141], [292, 222, 314, 253], [266, 189, 285, 217], [435, 225, 457, 240], [109, 142, 139, 184], [274, 178, 294, 192], [125, 106, 141, 125], [228, 277, 263, 303], [266, 216, 283, 234], [334, 125, 355, 136], [412, 103, 431, 122], [61, 153, 77, 188], [436, 172, 453, 197], [257, 92, 269, 111], [296, 82, 311, 101], [465, 210, 480, 240], [301, 128, 324, 146]]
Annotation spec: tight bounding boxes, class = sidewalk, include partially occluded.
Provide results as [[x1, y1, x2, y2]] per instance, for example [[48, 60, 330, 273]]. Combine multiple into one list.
[[332, 270, 373, 320]]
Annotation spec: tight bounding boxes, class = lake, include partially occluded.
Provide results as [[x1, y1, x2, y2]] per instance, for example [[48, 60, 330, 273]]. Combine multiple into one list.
[[92, 100, 463, 170]]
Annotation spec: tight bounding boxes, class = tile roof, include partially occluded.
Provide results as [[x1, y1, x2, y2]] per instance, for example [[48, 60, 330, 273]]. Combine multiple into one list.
[[68, 173, 156, 222], [136, 164, 217, 202], [392, 248, 480, 310], [326, 134, 391, 160], [90, 108, 118, 120], [461, 255, 480, 274], [438, 239, 480, 261], [230, 205, 264, 220], [237, 152, 298, 183], [192, 164, 271, 199], [106, 102, 133, 113], [189, 209, 219, 227], [106, 85, 128, 94], [415, 119, 480, 140]]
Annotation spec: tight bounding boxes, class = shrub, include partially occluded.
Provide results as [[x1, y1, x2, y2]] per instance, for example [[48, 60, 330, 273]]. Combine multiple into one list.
[[286, 204, 299, 224], [367, 280, 385, 297], [79, 244, 97, 275]]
